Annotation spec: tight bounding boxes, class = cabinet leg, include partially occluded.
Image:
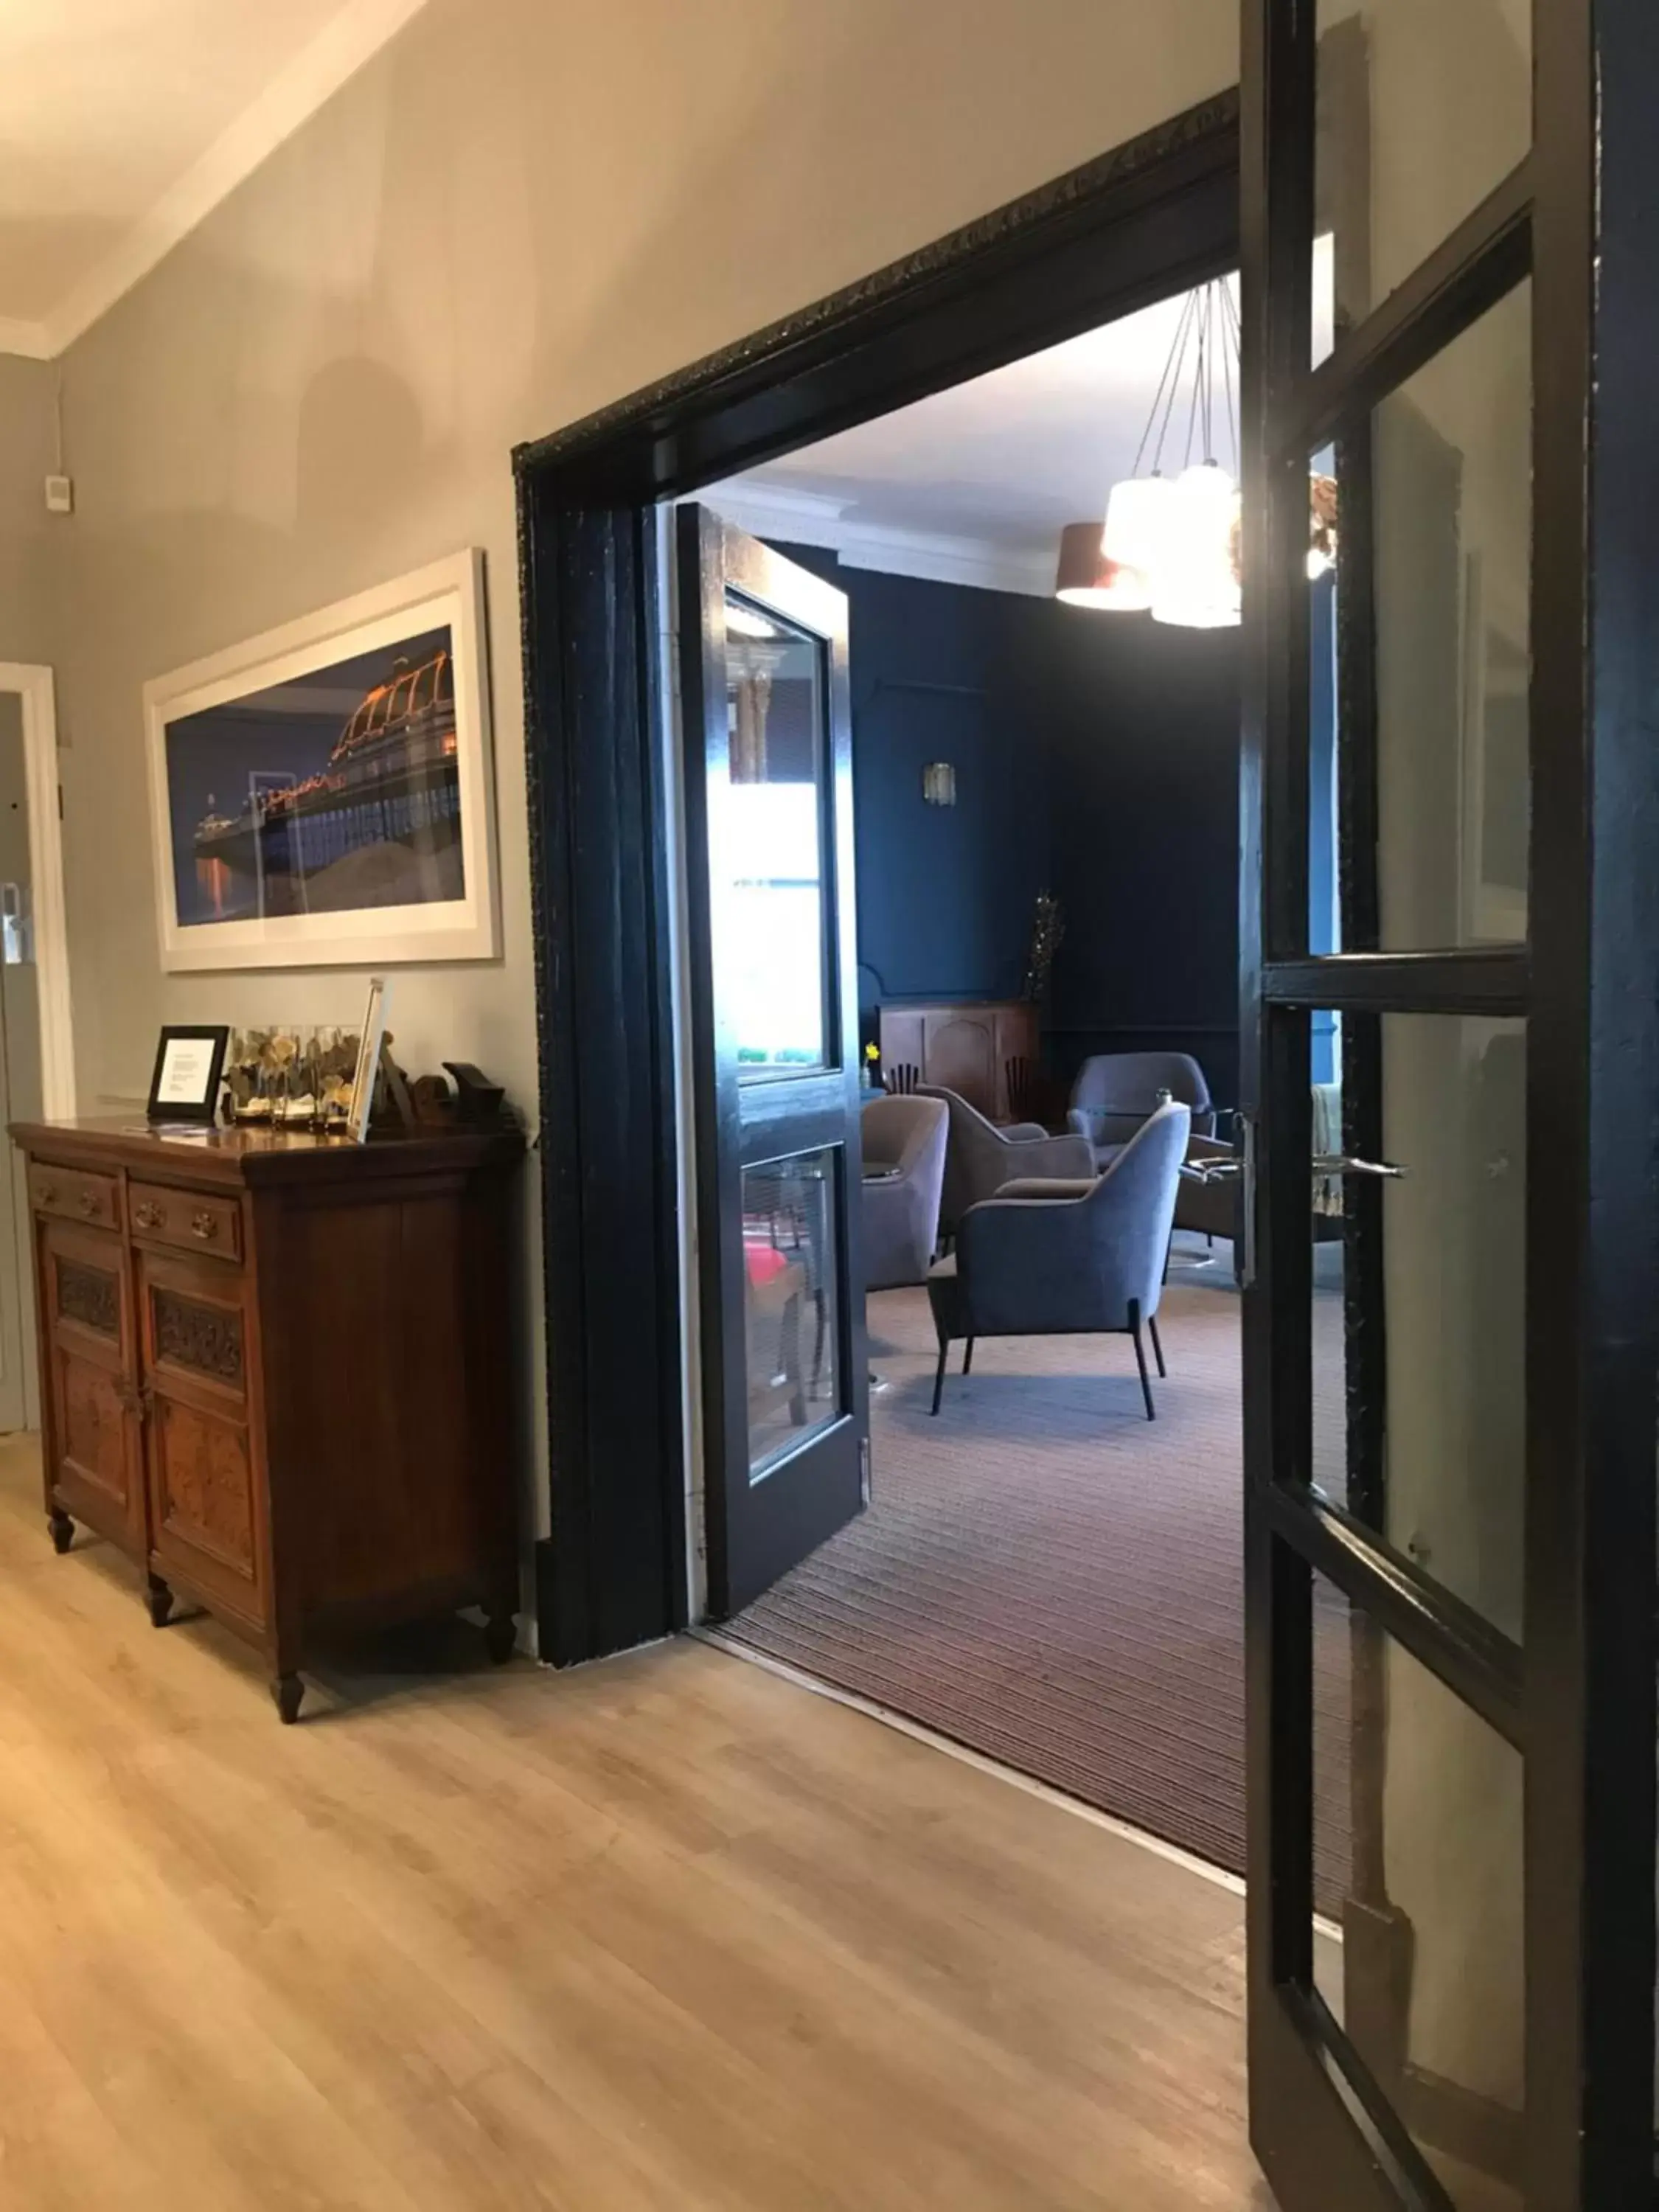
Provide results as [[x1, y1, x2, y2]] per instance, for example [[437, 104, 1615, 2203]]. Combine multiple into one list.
[[272, 1673, 305, 1725], [147, 1574, 174, 1629], [47, 1507, 74, 1555], [484, 1610, 518, 1666]]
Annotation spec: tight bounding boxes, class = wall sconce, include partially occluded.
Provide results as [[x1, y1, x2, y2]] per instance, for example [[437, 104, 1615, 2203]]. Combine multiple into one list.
[[922, 762, 956, 807]]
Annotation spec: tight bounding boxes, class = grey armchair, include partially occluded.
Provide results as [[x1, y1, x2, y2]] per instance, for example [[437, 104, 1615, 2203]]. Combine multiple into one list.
[[920, 1085, 1095, 1237], [1068, 1051, 1214, 1172], [860, 1093, 947, 1290], [926, 1099, 1191, 1419]]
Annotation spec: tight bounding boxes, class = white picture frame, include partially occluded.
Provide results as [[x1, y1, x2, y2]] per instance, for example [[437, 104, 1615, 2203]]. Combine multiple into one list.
[[144, 551, 498, 972]]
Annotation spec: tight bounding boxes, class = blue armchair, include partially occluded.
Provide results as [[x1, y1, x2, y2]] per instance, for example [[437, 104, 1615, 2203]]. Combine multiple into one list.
[[925, 1099, 1190, 1419], [1068, 1051, 1214, 1172]]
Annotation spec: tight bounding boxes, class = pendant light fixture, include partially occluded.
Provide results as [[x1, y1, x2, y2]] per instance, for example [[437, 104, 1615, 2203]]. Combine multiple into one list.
[[1056, 276, 1337, 623]]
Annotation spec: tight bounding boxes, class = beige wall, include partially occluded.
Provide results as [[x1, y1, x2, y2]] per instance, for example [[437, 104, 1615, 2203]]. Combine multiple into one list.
[[0, 356, 59, 667], [46, 0, 1238, 1566]]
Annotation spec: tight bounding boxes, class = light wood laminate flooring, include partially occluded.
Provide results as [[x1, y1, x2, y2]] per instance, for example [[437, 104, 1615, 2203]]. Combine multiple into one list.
[[0, 1433, 1272, 2211]]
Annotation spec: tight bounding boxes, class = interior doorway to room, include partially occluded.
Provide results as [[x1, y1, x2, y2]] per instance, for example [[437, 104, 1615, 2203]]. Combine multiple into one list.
[[517, 26, 1658, 2198], [677, 274, 1290, 1888]]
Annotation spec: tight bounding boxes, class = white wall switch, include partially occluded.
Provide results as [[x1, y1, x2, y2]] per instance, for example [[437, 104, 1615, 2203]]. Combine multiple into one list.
[[44, 475, 74, 515]]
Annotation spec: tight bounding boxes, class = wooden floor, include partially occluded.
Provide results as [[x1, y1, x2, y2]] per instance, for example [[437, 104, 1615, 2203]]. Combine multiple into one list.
[[0, 1433, 1272, 2211]]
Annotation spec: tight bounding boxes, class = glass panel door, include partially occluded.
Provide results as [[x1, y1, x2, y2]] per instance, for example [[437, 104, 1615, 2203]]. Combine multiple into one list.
[[1242, 2, 1657, 2207], [678, 509, 868, 1616]]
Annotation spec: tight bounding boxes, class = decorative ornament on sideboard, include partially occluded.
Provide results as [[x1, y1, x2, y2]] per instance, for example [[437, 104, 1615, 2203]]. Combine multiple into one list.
[[1021, 890, 1065, 1004]]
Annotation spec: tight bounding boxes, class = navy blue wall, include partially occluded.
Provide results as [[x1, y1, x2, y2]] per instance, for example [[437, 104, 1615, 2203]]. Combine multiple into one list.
[[770, 543, 1245, 1108]]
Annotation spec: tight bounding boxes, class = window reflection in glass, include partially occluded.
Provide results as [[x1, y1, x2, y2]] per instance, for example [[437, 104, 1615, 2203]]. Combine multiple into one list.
[[720, 595, 831, 1073], [742, 1150, 842, 1480]]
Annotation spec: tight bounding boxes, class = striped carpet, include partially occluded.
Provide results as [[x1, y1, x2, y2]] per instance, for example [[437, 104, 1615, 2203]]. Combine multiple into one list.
[[723, 1236, 1352, 1902]]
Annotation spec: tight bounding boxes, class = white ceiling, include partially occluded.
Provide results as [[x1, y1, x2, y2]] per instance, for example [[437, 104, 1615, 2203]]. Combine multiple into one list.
[[0, 0, 429, 358], [709, 249, 1334, 597]]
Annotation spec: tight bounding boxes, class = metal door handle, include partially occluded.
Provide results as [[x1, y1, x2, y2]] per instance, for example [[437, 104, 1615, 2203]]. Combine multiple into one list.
[[1312, 1155, 1407, 1179]]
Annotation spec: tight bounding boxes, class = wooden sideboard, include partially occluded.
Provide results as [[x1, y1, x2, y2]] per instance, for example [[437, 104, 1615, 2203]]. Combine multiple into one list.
[[11, 1116, 524, 1722], [877, 1000, 1039, 1122]]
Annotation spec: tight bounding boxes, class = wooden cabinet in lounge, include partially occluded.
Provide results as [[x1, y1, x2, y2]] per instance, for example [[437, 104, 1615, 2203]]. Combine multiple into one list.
[[876, 1000, 1039, 1123], [13, 1118, 524, 1722]]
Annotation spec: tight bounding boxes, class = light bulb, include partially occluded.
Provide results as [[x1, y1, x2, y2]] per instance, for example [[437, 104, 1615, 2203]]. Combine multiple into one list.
[[1103, 474, 1177, 577], [1150, 463, 1242, 629]]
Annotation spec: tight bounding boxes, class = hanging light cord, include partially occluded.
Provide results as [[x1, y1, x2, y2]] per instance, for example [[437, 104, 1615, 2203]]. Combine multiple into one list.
[[1127, 276, 1242, 483], [1131, 285, 1198, 480]]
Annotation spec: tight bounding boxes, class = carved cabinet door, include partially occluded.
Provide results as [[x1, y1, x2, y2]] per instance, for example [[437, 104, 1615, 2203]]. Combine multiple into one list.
[[40, 1219, 143, 1549], [136, 1249, 265, 1631]]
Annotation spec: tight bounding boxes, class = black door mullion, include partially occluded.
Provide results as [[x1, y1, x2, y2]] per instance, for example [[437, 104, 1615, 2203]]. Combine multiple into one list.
[[1282, 160, 1534, 463], [1263, 950, 1531, 1015], [1265, 1484, 1525, 1749]]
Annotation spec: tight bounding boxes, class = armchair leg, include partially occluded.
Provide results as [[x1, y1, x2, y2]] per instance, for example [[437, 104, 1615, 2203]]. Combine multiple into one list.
[[931, 1339, 950, 1416], [962, 1337, 975, 1376], [1148, 1313, 1166, 1378], [1128, 1300, 1156, 1422]]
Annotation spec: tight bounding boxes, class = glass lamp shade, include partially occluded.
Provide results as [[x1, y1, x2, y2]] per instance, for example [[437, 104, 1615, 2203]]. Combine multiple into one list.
[[1150, 462, 1243, 629], [1053, 521, 1151, 611], [1103, 473, 1178, 575]]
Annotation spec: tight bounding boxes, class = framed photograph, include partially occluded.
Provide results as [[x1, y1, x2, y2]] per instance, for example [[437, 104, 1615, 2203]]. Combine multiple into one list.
[[347, 977, 392, 1144], [144, 552, 498, 972], [147, 1025, 230, 1124]]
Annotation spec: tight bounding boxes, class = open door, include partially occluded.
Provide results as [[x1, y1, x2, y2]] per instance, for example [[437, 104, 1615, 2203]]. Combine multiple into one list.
[[1240, 4, 1657, 2210], [678, 510, 869, 1618]]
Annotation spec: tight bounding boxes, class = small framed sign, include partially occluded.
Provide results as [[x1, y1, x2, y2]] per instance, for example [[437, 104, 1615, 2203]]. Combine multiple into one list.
[[147, 1026, 230, 1124]]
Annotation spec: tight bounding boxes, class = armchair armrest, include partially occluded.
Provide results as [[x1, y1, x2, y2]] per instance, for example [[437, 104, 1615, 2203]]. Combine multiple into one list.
[[1002, 1120, 1051, 1142], [992, 1177, 1097, 1202]]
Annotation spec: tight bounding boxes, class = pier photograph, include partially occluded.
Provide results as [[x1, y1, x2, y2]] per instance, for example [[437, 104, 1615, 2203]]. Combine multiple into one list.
[[161, 623, 465, 928]]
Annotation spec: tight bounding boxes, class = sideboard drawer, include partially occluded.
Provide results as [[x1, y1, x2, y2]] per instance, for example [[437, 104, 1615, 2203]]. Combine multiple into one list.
[[29, 1163, 119, 1233], [128, 1182, 243, 1265]]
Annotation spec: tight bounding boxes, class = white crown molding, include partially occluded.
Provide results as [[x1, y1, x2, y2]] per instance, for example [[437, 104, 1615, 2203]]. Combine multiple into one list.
[[11, 0, 431, 361], [0, 316, 50, 361], [837, 523, 1054, 599], [706, 478, 1055, 599]]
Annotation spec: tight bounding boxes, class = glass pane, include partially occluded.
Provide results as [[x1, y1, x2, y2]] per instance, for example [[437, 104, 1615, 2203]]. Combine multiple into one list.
[[741, 1148, 842, 1478], [719, 593, 831, 1071], [1316, 281, 1531, 950], [1312, 1573, 1523, 2212], [1314, 0, 1531, 353], [1307, 1012, 1525, 1641]]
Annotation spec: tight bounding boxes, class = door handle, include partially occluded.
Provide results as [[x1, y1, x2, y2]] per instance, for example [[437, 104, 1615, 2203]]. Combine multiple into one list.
[[1311, 1155, 1406, 1179]]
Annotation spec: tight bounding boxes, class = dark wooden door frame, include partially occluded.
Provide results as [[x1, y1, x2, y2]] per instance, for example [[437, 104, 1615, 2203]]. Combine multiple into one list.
[[513, 90, 1240, 1666]]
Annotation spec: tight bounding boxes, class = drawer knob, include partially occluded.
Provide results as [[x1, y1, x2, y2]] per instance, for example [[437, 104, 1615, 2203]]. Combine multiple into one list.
[[38, 1183, 55, 1206], [190, 1211, 218, 1242], [133, 1202, 164, 1230], [77, 1189, 98, 1217]]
